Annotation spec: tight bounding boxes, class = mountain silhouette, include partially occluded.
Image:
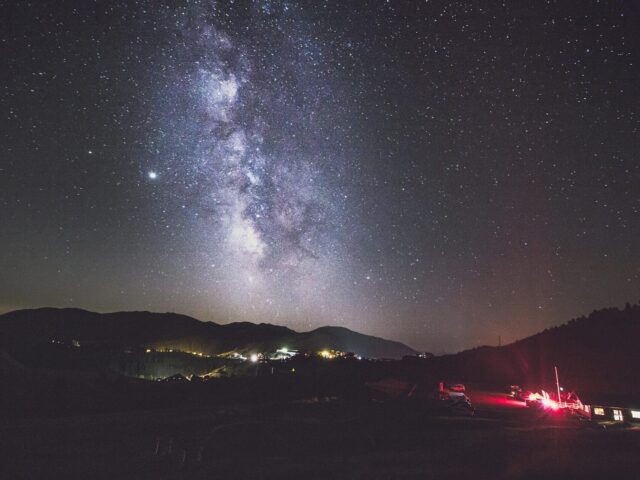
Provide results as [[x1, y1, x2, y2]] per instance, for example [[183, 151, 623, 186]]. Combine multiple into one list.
[[0, 307, 418, 359]]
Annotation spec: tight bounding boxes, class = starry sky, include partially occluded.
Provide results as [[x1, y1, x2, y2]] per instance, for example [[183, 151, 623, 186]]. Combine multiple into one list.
[[1, 0, 638, 353]]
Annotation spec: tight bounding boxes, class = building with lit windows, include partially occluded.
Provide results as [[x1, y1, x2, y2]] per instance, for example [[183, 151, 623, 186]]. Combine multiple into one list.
[[588, 404, 640, 424]]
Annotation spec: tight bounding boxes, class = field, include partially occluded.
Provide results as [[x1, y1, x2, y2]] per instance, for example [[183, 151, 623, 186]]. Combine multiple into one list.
[[2, 388, 639, 480]]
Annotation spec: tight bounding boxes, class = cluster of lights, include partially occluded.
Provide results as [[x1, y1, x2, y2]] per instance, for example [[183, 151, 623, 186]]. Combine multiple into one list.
[[318, 349, 352, 359], [49, 339, 80, 347], [245, 347, 298, 363], [527, 389, 588, 414], [144, 346, 359, 363], [144, 347, 206, 357], [527, 391, 560, 411]]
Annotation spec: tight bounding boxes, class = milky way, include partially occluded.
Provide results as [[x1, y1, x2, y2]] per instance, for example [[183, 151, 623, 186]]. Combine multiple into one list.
[[135, 2, 362, 328], [1, 0, 639, 352]]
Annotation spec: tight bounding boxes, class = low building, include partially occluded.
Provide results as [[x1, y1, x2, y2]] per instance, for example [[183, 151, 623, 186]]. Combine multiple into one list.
[[588, 405, 640, 424]]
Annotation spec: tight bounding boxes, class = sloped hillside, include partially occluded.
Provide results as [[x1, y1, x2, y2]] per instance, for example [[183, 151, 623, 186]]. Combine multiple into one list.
[[420, 304, 640, 396]]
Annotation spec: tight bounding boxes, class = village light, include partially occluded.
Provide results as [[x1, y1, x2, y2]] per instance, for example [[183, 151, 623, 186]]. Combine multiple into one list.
[[250, 353, 259, 363]]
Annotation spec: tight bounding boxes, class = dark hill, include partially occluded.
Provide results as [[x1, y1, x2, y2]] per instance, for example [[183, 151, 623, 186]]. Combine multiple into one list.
[[0, 308, 417, 359], [414, 303, 640, 398]]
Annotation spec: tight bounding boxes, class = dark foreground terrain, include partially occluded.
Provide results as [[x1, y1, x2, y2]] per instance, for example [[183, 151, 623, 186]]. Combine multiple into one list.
[[2, 390, 639, 480], [2, 304, 639, 478]]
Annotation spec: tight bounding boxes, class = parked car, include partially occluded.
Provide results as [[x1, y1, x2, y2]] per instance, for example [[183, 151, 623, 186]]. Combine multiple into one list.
[[445, 391, 475, 416], [507, 385, 524, 401]]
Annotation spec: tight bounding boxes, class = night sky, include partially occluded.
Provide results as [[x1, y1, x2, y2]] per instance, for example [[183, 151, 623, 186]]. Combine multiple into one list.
[[1, 0, 638, 353]]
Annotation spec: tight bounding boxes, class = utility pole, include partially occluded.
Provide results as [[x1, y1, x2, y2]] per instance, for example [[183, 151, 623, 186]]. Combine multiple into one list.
[[554, 366, 562, 406]]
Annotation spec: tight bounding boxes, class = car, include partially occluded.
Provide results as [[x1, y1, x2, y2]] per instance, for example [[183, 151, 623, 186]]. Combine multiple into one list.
[[507, 385, 524, 401], [446, 391, 475, 416]]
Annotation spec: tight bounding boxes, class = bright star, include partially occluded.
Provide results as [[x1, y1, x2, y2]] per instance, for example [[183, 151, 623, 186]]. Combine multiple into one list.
[[148, 171, 158, 180]]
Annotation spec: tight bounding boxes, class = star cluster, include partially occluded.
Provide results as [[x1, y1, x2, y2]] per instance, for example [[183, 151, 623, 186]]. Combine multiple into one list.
[[0, 0, 638, 352]]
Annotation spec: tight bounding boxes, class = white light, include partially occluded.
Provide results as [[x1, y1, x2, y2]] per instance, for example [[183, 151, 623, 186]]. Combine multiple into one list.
[[148, 171, 158, 180], [250, 353, 259, 363], [631, 410, 640, 419]]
